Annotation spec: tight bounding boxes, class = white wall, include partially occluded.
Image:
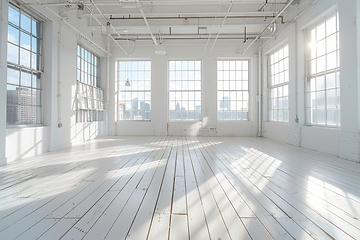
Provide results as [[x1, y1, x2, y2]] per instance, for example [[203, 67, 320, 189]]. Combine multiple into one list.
[[261, 0, 360, 162], [4, 2, 109, 162], [111, 41, 260, 137], [0, 0, 8, 166]]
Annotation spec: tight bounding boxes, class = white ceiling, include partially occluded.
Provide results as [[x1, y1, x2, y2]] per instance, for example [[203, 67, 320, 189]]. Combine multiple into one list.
[[24, 0, 302, 50]]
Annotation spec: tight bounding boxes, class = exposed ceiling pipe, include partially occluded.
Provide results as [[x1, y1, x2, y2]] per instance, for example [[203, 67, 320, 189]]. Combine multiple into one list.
[[21, 1, 290, 6], [138, 6, 158, 45], [25, 0, 110, 55], [88, 0, 129, 55], [109, 15, 285, 24], [241, 0, 294, 55], [209, 1, 234, 53], [114, 36, 273, 41], [203, 2, 222, 54]]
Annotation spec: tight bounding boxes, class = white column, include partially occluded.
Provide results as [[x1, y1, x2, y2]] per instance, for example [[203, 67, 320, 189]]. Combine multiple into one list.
[[0, 0, 8, 166], [338, 0, 360, 162]]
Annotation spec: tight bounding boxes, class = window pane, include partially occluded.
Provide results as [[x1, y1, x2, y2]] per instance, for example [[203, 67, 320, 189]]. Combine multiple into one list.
[[7, 4, 43, 126], [117, 60, 151, 121], [8, 25, 19, 44], [306, 12, 340, 126], [7, 43, 19, 64], [8, 6, 19, 26], [7, 66, 20, 85], [217, 60, 249, 121], [21, 13, 31, 33], [169, 60, 201, 121], [268, 45, 289, 122]]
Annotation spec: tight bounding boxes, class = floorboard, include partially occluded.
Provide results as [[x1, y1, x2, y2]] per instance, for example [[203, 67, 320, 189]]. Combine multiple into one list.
[[0, 136, 359, 240]]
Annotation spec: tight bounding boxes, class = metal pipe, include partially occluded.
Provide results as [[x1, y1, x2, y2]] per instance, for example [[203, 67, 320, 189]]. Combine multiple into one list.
[[29, 0, 110, 55], [209, 1, 234, 53], [20, 1, 289, 7], [241, 0, 295, 55], [109, 15, 285, 24], [88, 0, 128, 55], [258, 48, 262, 136], [139, 7, 158, 45]]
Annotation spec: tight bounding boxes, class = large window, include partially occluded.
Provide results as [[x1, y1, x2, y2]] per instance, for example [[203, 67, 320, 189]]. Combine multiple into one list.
[[169, 60, 201, 121], [7, 4, 42, 125], [269, 45, 289, 122], [306, 12, 340, 126], [76, 45, 104, 123], [117, 60, 151, 121], [217, 60, 249, 120]]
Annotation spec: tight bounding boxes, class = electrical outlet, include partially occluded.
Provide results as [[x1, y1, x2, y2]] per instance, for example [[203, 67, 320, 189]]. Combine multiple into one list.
[[58, 123, 62, 128]]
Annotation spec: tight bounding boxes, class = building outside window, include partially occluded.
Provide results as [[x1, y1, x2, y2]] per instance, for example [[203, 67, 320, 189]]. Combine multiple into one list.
[[269, 45, 289, 122], [169, 60, 201, 121], [117, 60, 151, 121], [7, 4, 42, 125], [306, 12, 340, 126], [76, 45, 104, 123], [217, 60, 249, 120]]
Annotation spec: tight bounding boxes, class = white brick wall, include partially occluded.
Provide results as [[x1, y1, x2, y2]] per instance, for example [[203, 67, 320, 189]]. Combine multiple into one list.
[[286, 127, 301, 146], [339, 131, 360, 162]]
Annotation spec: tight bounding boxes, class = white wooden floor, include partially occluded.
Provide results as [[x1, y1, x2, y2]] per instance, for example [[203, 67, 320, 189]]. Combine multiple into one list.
[[1, 136, 360, 240]]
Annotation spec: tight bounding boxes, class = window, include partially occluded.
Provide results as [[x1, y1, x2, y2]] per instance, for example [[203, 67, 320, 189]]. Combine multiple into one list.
[[217, 60, 249, 120], [269, 45, 289, 122], [306, 13, 340, 126], [169, 60, 201, 121], [7, 4, 42, 125], [77, 45, 100, 87], [76, 45, 104, 123], [117, 60, 151, 121]]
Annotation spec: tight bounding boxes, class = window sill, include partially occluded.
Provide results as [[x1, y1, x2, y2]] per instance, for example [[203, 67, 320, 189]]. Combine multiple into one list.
[[6, 125, 47, 130]]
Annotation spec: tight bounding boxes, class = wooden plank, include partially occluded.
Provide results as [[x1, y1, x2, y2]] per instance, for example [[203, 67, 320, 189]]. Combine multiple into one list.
[[147, 213, 170, 240], [60, 191, 119, 239], [190, 138, 251, 240], [37, 218, 78, 240], [125, 140, 172, 240], [15, 218, 59, 240], [147, 138, 177, 239], [195, 137, 293, 240], [183, 137, 210, 240], [189, 145, 231, 240], [242, 217, 274, 240], [0, 136, 359, 240], [169, 215, 189, 240], [215, 137, 358, 239], [104, 188, 147, 240]]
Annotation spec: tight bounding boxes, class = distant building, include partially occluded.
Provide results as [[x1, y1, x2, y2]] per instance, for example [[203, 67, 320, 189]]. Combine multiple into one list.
[[7, 88, 37, 125]]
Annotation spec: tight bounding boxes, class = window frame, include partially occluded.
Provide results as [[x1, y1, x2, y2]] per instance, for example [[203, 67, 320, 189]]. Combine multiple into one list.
[[268, 45, 290, 123], [76, 44, 104, 123], [6, 3, 44, 126], [305, 11, 340, 127], [216, 59, 250, 121], [116, 60, 152, 121], [168, 59, 202, 121]]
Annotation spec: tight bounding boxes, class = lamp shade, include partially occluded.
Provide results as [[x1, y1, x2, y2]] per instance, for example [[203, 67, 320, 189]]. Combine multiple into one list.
[[155, 43, 166, 55], [125, 79, 131, 86]]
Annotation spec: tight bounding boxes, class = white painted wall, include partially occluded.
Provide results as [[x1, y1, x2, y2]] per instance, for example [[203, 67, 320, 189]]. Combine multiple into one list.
[[112, 41, 260, 137], [0, 0, 8, 166]]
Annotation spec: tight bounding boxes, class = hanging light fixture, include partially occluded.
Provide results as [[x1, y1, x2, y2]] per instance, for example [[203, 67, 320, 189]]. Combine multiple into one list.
[[155, 43, 166, 55], [125, 61, 131, 86]]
